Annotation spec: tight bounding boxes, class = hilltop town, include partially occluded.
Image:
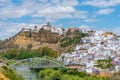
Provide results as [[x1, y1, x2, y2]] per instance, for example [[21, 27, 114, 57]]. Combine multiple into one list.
[[0, 23, 120, 78], [58, 28, 120, 76]]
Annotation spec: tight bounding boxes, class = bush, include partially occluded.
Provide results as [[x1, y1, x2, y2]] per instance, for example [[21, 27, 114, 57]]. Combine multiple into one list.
[[37, 47, 57, 58], [39, 69, 62, 80], [63, 74, 82, 80], [38, 68, 103, 80], [60, 32, 88, 47], [1, 47, 57, 60]]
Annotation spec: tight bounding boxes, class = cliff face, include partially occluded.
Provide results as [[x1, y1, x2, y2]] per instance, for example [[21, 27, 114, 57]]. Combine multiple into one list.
[[37, 28, 60, 43], [0, 23, 84, 52], [16, 28, 60, 44], [12, 25, 61, 51]]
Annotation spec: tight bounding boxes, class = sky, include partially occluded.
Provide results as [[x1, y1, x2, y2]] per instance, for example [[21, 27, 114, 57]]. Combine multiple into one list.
[[0, 0, 120, 40]]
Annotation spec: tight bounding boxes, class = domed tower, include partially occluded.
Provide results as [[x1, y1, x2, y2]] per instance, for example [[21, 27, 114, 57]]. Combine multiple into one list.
[[46, 22, 51, 27]]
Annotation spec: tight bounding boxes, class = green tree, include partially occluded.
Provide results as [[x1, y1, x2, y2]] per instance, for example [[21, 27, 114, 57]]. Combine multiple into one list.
[[63, 74, 82, 80], [37, 47, 57, 58], [2, 48, 19, 59], [95, 57, 113, 69], [39, 69, 62, 80]]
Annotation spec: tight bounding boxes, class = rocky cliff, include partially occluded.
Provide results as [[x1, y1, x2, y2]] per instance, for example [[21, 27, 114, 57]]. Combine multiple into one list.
[[11, 23, 63, 51], [0, 23, 88, 53]]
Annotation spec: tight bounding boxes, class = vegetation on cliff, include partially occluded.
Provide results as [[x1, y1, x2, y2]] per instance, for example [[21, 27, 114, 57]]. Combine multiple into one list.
[[0, 47, 57, 60], [60, 32, 88, 47]]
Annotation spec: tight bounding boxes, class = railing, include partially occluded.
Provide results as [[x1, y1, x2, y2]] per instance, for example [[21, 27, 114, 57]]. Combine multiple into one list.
[[9, 57, 64, 68]]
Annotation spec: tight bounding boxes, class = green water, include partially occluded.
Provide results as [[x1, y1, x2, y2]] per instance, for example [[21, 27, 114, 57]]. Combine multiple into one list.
[[15, 67, 39, 80]]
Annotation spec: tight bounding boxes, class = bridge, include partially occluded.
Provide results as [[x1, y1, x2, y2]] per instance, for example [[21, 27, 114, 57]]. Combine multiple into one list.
[[9, 58, 64, 68]]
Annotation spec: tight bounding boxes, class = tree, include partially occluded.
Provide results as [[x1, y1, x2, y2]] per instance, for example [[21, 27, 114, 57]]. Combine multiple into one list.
[[39, 69, 62, 80], [37, 47, 57, 58], [1, 48, 19, 59]]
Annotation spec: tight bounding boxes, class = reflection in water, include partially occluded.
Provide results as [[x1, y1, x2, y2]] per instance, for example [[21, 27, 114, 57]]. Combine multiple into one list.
[[15, 67, 38, 80]]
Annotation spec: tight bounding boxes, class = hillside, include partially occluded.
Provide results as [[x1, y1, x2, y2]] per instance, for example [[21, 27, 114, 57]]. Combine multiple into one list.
[[0, 22, 88, 53], [1, 22, 63, 52], [12, 30, 60, 51], [0, 23, 116, 54]]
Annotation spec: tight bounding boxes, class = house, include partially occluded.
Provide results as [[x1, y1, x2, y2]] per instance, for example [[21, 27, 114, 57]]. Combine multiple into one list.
[[86, 67, 95, 74], [85, 61, 95, 74]]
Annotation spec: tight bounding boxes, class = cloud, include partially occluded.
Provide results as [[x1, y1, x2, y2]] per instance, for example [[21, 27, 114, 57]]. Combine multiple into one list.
[[84, 18, 99, 22], [81, 0, 120, 8], [32, 5, 75, 20], [0, 0, 11, 7], [96, 8, 114, 15], [104, 27, 120, 35], [0, 7, 32, 19], [79, 25, 96, 30], [33, 6, 88, 20], [0, 0, 37, 19], [0, 0, 87, 21], [0, 22, 43, 40], [59, 0, 79, 6], [110, 27, 120, 35], [0, 0, 81, 21], [73, 11, 88, 19]]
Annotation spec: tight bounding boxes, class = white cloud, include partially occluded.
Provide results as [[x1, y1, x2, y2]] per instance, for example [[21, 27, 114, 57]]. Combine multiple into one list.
[[59, 0, 79, 6], [0, 7, 32, 19], [103, 27, 120, 35], [0, 0, 11, 7], [0, 0, 80, 21], [33, 6, 88, 20], [81, 0, 120, 8], [0, 0, 37, 19], [79, 25, 95, 30], [32, 5, 75, 20], [84, 18, 99, 22], [96, 8, 114, 15], [110, 27, 120, 35], [0, 22, 43, 40], [50, 0, 79, 6], [79, 25, 90, 29], [73, 11, 88, 19]]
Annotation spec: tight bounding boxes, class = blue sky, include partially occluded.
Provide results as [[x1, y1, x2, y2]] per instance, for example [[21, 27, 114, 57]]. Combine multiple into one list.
[[0, 0, 120, 40]]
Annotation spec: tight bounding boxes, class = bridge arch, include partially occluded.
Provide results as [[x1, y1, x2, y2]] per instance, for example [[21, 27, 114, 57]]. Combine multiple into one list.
[[9, 58, 64, 68]]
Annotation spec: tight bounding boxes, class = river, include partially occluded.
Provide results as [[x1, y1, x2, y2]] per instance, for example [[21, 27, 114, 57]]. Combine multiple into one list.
[[15, 67, 39, 80]]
